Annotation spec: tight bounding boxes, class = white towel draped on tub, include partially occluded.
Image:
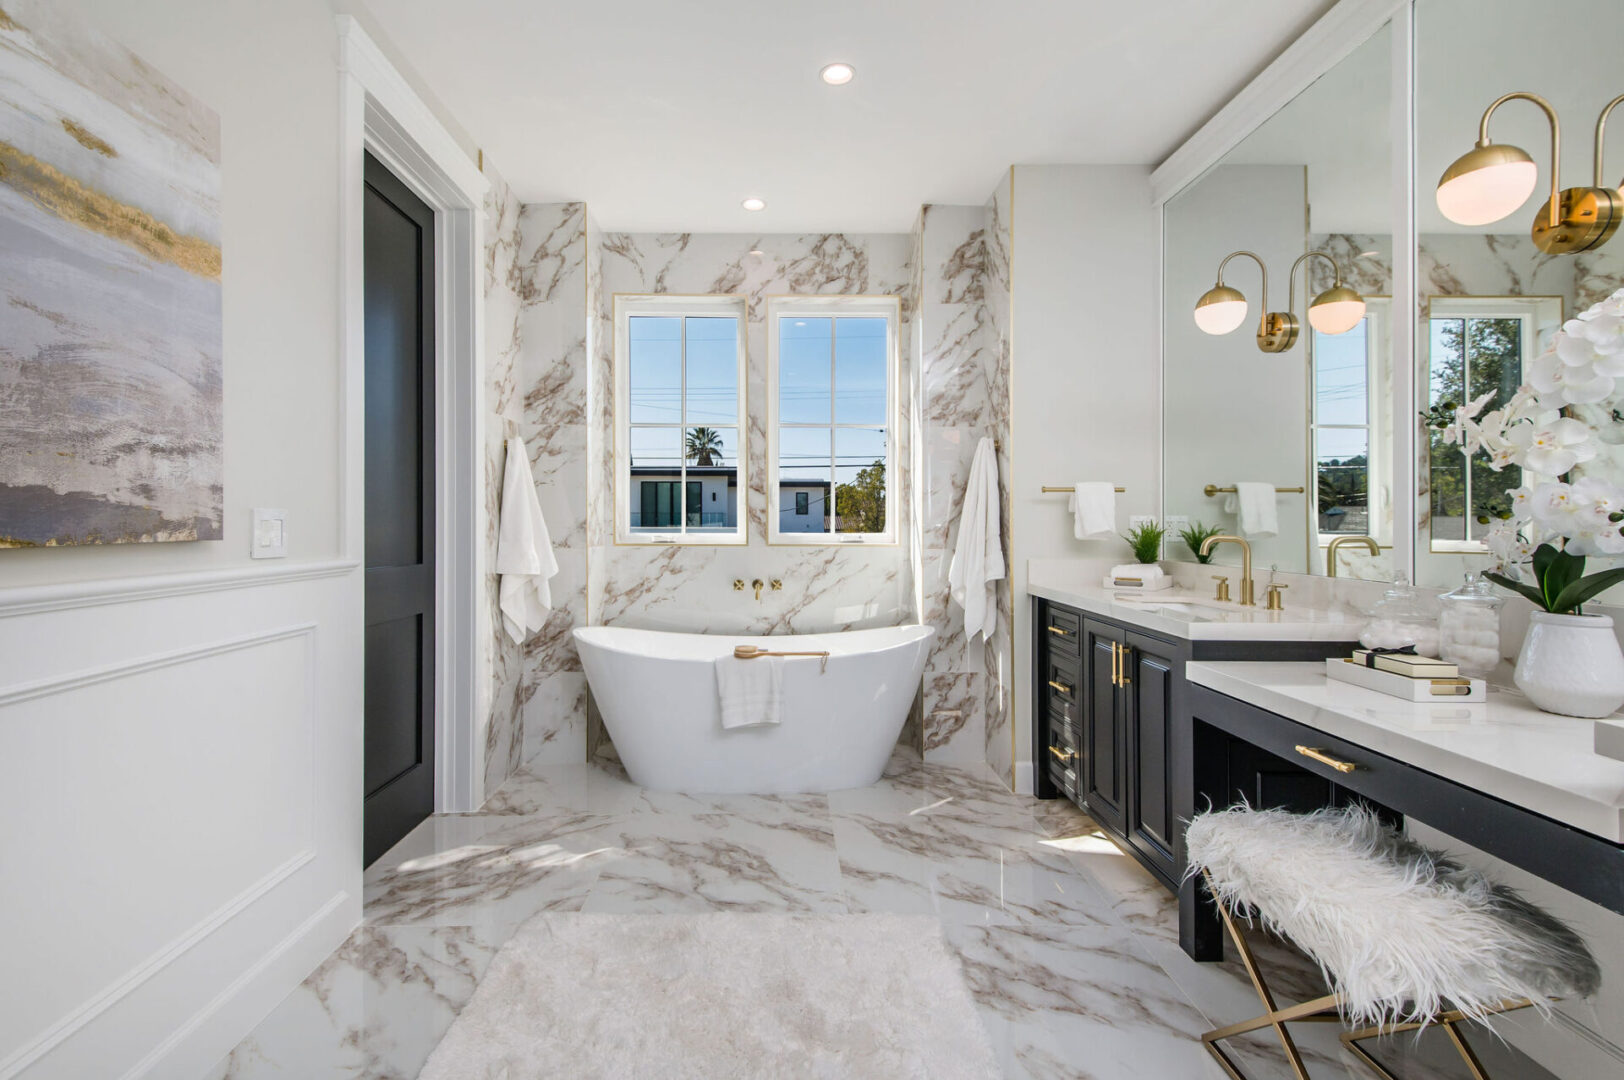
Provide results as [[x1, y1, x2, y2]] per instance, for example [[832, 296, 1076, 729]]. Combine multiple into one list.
[[1223, 482, 1279, 538], [715, 655, 785, 729], [1066, 481, 1117, 539], [948, 437, 1005, 642], [497, 436, 560, 644]]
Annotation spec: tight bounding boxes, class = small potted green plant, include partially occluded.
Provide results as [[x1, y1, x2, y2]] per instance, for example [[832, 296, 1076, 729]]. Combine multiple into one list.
[[1123, 520, 1166, 565], [1179, 521, 1224, 564]]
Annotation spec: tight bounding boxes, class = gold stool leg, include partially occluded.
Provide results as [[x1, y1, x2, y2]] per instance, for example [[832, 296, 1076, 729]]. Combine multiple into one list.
[[1339, 1000, 1533, 1080], [1199, 872, 1344, 1080]]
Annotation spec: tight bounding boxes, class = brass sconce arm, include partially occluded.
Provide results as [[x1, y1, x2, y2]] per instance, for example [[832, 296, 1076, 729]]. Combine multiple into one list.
[[1214, 249, 1270, 320], [1596, 93, 1624, 189], [1285, 251, 1341, 313], [1475, 91, 1562, 229]]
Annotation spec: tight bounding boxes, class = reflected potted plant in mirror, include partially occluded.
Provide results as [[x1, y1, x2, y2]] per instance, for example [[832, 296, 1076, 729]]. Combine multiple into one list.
[[1434, 287, 1624, 718], [1179, 521, 1224, 564]]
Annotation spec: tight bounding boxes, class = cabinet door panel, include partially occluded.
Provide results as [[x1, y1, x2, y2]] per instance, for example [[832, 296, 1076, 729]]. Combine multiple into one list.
[[1081, 620, 1125, 833], [1126, 634, 1178, 881]]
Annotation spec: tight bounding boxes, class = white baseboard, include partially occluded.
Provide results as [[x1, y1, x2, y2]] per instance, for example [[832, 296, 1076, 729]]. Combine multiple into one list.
[[1013, 761, 1034, 796]]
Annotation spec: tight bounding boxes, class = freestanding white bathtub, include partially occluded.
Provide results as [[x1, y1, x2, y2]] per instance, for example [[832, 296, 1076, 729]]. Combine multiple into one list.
[[573, 624, 934, 794]]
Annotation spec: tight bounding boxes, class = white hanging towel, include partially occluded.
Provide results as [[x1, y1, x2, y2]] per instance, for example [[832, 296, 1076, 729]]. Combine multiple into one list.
[[1222, 482, 1279, 538], [1066, 482, 1117, 539], [496, 436, 560, 644], [948, 437, 1006, 642], [714, 655, 785, 729]]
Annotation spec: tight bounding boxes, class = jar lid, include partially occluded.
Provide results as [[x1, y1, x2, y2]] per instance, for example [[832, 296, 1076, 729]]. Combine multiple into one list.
[[1441, 571, 1505, 607], [1369, 574, 1436, 619]]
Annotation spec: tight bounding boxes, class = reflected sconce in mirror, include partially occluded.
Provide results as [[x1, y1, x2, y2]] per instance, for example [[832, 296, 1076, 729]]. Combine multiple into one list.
[[1193, 250, 1366, 353], [1436, 91, 1624, 254]]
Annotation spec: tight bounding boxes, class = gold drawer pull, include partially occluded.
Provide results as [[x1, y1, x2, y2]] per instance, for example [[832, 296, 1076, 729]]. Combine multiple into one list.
[[1047, 625, 1072, 637], [1047, 679, 1073, 696], [1295, 745, 1357, 774], [1047, 745, 1076, 764]]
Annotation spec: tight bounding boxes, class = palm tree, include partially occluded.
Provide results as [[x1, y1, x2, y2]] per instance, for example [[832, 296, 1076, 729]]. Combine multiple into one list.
[[685, 427, 723, 466]]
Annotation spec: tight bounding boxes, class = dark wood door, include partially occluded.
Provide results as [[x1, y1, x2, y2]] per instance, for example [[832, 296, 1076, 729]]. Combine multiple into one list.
[[362, 153, 436, 867], [1081, 619, 1126, 834], [1125, 632, 1178, 882]]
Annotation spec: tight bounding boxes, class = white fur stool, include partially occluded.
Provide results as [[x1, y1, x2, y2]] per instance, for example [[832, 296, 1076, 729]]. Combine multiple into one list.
[[1184, 803, 1600, 1080]]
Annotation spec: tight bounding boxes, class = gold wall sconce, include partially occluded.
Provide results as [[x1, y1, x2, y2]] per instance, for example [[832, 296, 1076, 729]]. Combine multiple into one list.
[[1436, 91, 1624, 254], [1193, 251, 1366, 353]]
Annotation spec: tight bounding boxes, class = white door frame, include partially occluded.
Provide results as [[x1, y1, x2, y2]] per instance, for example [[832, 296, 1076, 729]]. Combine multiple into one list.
[[337, 16, 487, 813]]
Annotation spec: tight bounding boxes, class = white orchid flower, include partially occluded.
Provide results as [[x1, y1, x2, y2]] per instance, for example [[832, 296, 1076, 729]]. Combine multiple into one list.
[[1529, 349, 1615, 405], [1507, 417, 1598, 475]]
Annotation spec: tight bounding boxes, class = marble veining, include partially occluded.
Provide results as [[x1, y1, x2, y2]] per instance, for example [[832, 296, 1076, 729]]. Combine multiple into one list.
[[212, 748, 1511, 1080]]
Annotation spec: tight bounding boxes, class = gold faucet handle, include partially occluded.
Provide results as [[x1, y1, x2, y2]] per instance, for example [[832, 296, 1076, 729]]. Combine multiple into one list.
[[733, 579, 745, 591], [1211, 575, 1231, 602], [1265, 583, 1287, 611], [770, 579, 783, 591]]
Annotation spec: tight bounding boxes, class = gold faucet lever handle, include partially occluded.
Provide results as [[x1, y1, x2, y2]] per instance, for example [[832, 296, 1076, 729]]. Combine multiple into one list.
[[1265, 582, 1287, 611], [733, 579, 745, 591], [1211, 575, 1231, 602]]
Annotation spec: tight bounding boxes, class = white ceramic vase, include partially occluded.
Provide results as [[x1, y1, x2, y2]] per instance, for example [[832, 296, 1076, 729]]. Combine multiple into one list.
[[1513, 611, 1624, 718]]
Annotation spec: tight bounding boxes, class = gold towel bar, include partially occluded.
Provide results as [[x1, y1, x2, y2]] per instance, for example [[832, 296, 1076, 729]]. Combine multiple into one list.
[[733, 644, 829, 674], [1204, 484, 1306, 497], [1042, 485, 1126, 493]]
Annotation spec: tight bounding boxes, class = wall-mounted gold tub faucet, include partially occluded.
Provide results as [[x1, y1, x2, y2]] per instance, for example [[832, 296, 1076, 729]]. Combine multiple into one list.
[[752, 578, 765, 600]]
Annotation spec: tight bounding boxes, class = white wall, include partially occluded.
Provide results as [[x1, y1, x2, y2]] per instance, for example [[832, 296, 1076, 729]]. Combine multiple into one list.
[[1009, 165, 1160, 788], [0, 1, 363, 1076], [1162, 163, 1311, 573]]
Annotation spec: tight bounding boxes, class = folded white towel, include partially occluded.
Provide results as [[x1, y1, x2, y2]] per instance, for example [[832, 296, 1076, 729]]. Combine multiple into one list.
[[1111, 563, 1165, 583], [1066, 482, 1116, 539], [1222, 482, 1279, 538], [496, 436, 560, 644], [948, 437, 1005, 642], [715, 655, 785, 729]]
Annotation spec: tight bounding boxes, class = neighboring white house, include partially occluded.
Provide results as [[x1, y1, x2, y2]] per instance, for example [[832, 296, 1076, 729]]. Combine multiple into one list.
[[629, 465, 738, 532], [776, 480, 832, 533]]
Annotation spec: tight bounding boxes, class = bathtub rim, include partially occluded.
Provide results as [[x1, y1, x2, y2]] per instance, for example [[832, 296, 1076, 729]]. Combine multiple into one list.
[[571, 622, 934, 662]]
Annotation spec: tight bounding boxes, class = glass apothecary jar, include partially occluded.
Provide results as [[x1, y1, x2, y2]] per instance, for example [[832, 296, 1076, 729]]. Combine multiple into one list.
[[1437, 572, 1504, 677], [1359, 575, 1441, 657]]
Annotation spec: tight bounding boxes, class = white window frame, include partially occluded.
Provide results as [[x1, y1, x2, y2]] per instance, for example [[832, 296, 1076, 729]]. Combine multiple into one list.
[[765, 295, 900, 546], [614, 294, 748, 546], [1424, 295, 1562, 554], [1311, 297, 1390, 550]]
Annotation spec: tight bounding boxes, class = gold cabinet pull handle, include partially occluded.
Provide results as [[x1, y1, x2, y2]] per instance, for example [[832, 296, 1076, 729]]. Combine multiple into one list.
[[1295, 745, 1357, 774], [1119, 642, 1131, 688], [1047, 625, 1071, 637], [1047, 745, 1076, 764], [1047, 679, 1072, 696], [1108, 642, 1118, 687]]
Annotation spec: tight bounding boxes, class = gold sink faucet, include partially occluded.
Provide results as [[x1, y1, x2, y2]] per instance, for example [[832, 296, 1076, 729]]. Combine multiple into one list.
[[1325, 535, 1380, 577], [1200, 535, 1255, 605]]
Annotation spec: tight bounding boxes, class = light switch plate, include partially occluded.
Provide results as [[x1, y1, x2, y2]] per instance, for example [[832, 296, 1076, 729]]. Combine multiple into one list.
[[251, 508, 287, 559], [1166, 514, 1190, 534]]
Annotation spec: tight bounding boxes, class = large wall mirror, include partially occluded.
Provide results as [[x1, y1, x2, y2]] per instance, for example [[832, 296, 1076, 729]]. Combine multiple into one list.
[[1163, 20, 1396, 580], [1413, 0, 1624, 590]]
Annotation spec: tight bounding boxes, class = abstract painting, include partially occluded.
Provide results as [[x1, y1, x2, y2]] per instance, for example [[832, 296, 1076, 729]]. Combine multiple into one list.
[[0, 0, 222, 547]]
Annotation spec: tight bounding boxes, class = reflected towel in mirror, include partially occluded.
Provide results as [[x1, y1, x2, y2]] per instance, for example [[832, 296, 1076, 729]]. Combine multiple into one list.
[[1223, 482, 1279, 537]]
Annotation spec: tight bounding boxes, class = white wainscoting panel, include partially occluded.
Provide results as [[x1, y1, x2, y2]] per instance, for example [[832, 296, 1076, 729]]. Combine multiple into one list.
[[0, 567, 361, 1079]]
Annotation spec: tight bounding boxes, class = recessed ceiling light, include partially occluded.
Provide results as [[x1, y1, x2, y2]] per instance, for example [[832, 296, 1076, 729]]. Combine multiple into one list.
[[820, 62, 855, 86], [742, 197, 766, 212]]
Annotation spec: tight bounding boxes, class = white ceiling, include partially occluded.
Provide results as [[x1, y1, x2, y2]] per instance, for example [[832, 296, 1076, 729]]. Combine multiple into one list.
[[366, 0, 1336, 233]]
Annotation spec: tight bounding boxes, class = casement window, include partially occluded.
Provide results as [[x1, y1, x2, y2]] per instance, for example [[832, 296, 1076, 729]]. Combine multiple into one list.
[[1310, 298, 1389, 546], [614, 295, 747, 544], [765, 296, 899, 544], [1424, 295, 1560, 552]]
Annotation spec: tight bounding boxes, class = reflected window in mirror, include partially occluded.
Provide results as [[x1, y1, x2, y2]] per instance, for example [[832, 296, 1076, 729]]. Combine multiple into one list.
[[1423, 296, 1561, 553]]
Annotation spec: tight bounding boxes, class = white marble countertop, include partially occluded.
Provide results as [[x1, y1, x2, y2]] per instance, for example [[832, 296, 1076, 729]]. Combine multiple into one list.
[[1027, 573, 1365, 642], [1186, 661, 1624, 843]]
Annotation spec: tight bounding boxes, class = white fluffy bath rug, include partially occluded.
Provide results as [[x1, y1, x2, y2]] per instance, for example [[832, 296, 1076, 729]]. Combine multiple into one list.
[[416, 912, 1002, 1080]]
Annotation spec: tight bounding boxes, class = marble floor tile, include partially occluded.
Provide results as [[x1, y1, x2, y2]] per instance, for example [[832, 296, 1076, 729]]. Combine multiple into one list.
[[209, 925, 500, 1080], [213, 749, 1557, 1080]]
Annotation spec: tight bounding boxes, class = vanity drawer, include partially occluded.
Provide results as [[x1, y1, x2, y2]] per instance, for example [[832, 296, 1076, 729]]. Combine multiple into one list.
[[1042, 606, 1082, 657], [1044, 652, 1081, 722]]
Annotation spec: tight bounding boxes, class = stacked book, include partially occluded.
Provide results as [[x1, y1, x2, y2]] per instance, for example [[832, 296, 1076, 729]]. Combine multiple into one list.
[[1325, 649, 1487, 702]]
